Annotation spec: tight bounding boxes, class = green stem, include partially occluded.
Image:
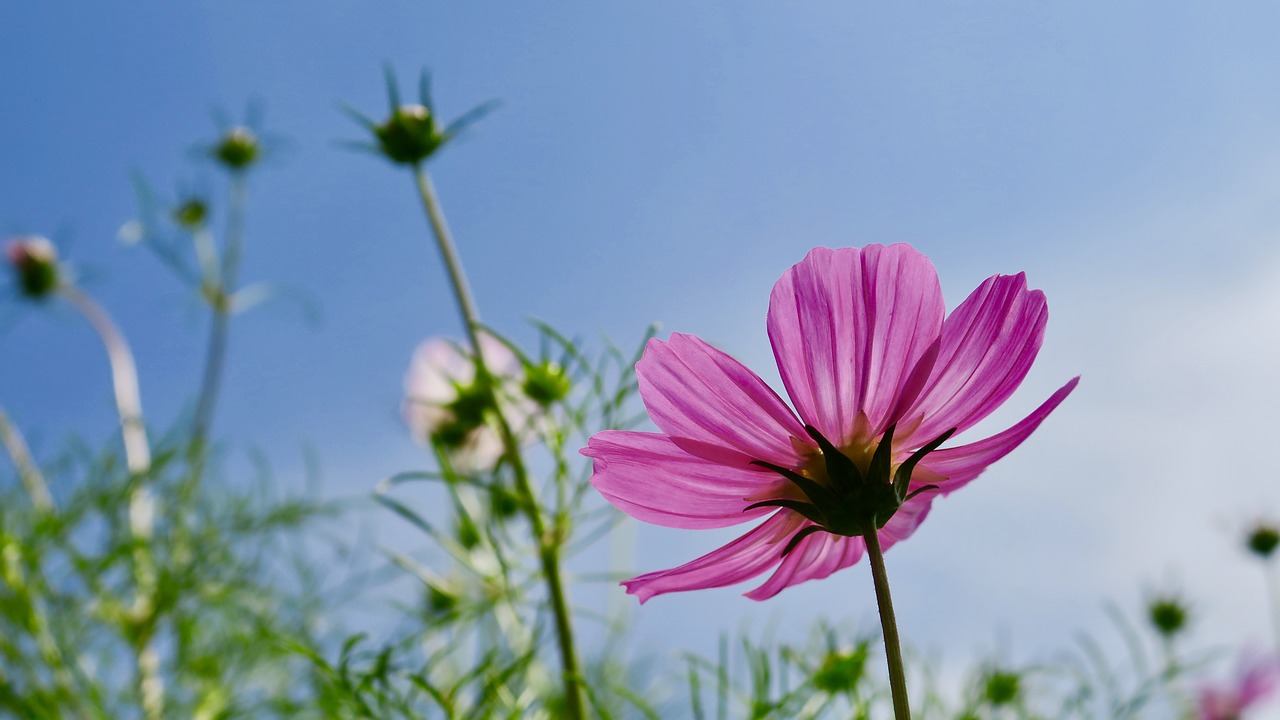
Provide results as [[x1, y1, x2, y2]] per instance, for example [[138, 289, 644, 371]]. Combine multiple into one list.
[[59, 285, 163, 720], [864, 525, 910, 720], [412, 165, 585, 720], [0, 409, 54, 513], [191, 173, 248, 453]]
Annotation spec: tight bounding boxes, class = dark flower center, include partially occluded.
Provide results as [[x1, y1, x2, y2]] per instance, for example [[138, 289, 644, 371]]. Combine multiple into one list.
[[746, 423, 955, 557]]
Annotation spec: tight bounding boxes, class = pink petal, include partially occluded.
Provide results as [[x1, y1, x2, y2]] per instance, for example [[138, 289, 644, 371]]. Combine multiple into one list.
[[903, 273, 1049, 444], [584, 430, 784, 529], [742, 494, 934, 600], [879, 493, 935, 547], [767, 245, 944, 445], [745, 528, 865, 600], [918, 377, 1079, 495], [637, 333, 810, 465], [622, 512, 804, 603]]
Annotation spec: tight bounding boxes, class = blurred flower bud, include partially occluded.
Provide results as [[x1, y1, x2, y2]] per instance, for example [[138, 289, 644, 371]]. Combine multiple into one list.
[[489, 485, 522, 520], [455, 516, 481, 551], [173, 197, 209, 229], [982, 670, 1021, 707], [1248, 524, 1279, 560], [375, 105, 445, 166], [812, 643, 868, 694], [426, 584, 458, 616], [403, 333, 532, 472], [213, 126, 259, 171], [1148, 595, 1189, 638], [5, 236, 60, 300], [522, 360, 571, 408]]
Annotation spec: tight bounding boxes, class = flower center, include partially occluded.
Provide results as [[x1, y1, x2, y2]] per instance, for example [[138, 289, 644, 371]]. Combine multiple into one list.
[[747, 423, 956, 557]]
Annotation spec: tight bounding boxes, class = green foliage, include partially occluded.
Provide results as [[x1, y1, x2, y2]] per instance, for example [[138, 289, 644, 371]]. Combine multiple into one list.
[[0, 436, 332, 719]]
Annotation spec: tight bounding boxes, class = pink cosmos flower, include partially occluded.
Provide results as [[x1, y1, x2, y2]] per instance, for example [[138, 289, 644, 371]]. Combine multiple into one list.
[[1198, 653, 1280, 720], [583, 244, 1077, 602], [403, 333, 528, 471]]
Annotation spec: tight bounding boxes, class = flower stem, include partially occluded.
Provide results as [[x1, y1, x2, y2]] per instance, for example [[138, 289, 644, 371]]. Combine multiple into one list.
[[411, 165, 585, 720], [190, 173, 248, 454], [59, 285, 163, 720], [0, 408, 54, 513], [863, 525, 911, 719]]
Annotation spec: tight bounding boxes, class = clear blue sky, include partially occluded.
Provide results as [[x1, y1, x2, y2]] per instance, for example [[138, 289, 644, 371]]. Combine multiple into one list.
[[5, 0, 1280, 695]]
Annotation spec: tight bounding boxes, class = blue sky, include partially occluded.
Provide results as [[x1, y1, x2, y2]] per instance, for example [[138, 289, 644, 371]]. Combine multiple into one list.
[[5, 0, 1280, 704]]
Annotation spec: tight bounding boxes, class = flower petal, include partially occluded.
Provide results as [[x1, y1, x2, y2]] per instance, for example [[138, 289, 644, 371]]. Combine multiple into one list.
[[767, 244, 944, 445], [918, 377, 1078, 494], [745, 527, 865, 600], [903, 273, 1048, 444], [879, 493, 934, 547], [584, 430, 784, 529], [622, 512, 804, 603], [742, 493, 934, 600], [637, 333, 810, 465]]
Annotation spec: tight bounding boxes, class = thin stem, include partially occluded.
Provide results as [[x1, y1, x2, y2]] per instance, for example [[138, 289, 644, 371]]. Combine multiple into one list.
[[59, 287, 151, 474], [412, 165, 586, 720], [864, 525, 911, 720], [191, 173, 248, 452], [59, 285, 163, 720], [0, 409, 54, 512]]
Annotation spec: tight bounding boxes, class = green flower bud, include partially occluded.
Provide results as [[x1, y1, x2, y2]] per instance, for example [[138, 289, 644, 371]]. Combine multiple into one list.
[[375, 104, 446, 166], [173, 197, 208, 229], [1148, 596, 1188, 638], [982, 670, 1021, 706], [455, 516, 481, 551], [522, 361, 571, 407], [489, 485, 522, 520], [5, 236, 60, 300], [213, 126, 259, 171], [812, 644, 869, 694], [426, 584, 458, 616], [1248, 524, 1279, 559]]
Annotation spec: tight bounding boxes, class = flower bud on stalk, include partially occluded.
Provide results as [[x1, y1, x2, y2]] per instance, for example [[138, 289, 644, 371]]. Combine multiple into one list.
[[522, 360, 571, 408], [375, 104, 445, 166], [1248, 524, 1280, 560], [172, 197, 209, 230], [5, 236, 60, 300], [1149, 595, 1189, 638], [212, 126, 259, 171]]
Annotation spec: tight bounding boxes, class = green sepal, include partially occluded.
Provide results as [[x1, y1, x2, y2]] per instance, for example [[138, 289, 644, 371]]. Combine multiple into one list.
[[750, 459, 839, 509]]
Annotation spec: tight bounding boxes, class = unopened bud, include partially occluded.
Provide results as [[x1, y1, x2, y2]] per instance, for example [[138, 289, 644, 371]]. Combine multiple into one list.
[[375, 105, 445, 165], [523, 361, 571, 407], [812, 644, 869, 694], [1248, 524, 1280, 560], [213, 126, 259, 171], [5, 236, 60, 300], [427, 584, 458, 616], [173, 198, 208, 229], [982, 670, 1021, 706], [1148, 596, 1188, 638]]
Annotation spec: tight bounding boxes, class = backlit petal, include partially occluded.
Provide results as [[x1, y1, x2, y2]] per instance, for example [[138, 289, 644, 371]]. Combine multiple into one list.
[[638, 333, 810, 465], [745, 528, 865, 600], [584, 430, 784, 529], [767, 244, 944, 444], [904, 273, 1048, 444], [622, 512, 804, 603], [918, 377, 1078, 494]]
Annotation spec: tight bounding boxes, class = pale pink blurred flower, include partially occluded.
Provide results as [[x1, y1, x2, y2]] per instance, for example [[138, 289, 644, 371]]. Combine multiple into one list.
[[584, 244, 1077, 602], [1198, 653, 1280, 720], [403, 333, 526, 471]]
